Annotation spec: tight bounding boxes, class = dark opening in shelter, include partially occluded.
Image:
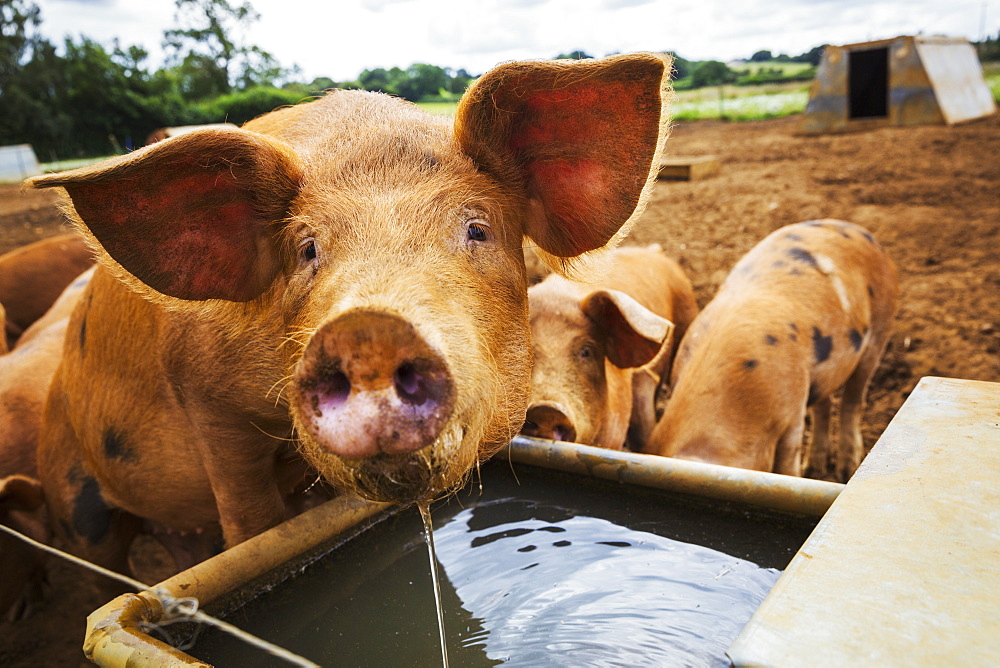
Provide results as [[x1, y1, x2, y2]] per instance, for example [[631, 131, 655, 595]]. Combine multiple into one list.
[[848, 47, 889, 119]]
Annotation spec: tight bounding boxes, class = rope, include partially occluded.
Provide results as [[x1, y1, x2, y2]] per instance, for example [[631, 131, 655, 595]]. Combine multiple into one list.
[[0, 522, 319, 667]]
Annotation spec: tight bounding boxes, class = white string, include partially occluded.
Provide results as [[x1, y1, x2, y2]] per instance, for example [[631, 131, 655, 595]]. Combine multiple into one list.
[[0, 523, 318, 667]]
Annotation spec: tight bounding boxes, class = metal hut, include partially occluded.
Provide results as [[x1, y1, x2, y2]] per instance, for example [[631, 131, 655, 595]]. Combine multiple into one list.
[[801, 35, 996, 133]]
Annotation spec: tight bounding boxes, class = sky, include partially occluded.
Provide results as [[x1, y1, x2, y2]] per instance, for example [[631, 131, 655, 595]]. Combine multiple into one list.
[[31, 0, 998, 83]]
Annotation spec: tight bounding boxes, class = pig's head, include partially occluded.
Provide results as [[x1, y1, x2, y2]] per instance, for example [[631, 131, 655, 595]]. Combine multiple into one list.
[[521, 274, 672, 449], [28, 54, 671, 503]]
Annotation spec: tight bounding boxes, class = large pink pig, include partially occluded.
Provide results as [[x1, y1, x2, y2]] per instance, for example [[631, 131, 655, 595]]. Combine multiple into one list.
[[27, 54, 672, 573]]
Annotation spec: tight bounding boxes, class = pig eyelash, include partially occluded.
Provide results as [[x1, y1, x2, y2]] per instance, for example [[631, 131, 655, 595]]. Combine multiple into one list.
[[298, 237, 318, 263], [466, 221, 492, 244]]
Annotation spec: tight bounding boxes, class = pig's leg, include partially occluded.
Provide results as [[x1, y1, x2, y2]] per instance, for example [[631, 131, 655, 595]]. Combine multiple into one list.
[[199, 437, 288, 547], [836, 346, 883, 482], [628, 369, 658, 451], [805, 396, 833, 479], [773, 411, 806, 476]]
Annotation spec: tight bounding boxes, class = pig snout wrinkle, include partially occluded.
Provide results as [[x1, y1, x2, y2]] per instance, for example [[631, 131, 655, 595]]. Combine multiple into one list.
[[294, 310, 456, 459]]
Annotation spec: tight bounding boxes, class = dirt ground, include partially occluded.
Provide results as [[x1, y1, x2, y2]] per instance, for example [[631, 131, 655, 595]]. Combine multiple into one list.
[[0, 112, 997, 665]]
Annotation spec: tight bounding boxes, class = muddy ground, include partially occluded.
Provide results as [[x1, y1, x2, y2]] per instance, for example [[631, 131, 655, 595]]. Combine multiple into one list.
[[0, 112, 997, 665]]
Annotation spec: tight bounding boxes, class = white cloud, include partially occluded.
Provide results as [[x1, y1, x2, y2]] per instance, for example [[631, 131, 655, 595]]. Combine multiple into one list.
[[30, 0, 994, 82]]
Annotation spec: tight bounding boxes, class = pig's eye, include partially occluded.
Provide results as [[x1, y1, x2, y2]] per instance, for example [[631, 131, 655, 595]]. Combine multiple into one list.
[[578, 344, 596, 360], [298, 238, 317, 263], [467, 222, 491, 243]]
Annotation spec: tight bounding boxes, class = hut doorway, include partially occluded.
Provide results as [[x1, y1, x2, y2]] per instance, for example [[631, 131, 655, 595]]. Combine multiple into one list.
[[848, 46, 889, 119]]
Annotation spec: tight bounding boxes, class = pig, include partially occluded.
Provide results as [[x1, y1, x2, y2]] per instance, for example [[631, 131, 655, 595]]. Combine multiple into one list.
[[520, 245, 698, 450], [644, 220, 898, 482], [26, 54, 672, 573], [0, 232, 94, 349], [0, 268, 92, 619]]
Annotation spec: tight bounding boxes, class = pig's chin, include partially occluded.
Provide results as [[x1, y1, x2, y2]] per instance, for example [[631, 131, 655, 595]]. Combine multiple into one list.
[[300, 422, 476, 504]]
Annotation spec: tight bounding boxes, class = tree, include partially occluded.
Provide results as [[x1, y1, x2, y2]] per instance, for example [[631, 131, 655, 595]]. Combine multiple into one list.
[[795, 45, 826, 66], [691, 60, 735, 87], [163, 0, 284, 98], [749, 50, 772, 62], [0, 0, 42, 92], [395, 63, 448, 101], [555, 51, 593, 60]]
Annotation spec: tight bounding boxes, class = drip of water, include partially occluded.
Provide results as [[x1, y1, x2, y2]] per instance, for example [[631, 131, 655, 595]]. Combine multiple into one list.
[[418, 502, 449, 668]]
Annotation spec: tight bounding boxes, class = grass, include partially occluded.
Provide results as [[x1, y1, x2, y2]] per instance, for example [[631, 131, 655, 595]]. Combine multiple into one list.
[[982, 62, 1000, 103], [40, 156, 113, 173], [729, 61, 815, 76], [417, 81, 813, 123], [417, 101, 460, 116], [671, 81, 811, 121]]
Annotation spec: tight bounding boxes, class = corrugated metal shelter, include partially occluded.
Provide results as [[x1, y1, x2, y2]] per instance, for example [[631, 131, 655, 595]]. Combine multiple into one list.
[[801, 35, 996, 134], [0, 144, 41, 182]]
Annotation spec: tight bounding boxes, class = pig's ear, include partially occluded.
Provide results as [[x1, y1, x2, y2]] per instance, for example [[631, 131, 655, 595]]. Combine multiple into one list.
[[582, 289, 674, 368], [454, 53, 670, 259], [0, 475, 45, 514], [27, 128, 303, 302]]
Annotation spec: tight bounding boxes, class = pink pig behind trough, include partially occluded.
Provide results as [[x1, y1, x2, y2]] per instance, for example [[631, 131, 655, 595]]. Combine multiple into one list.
[[26, 54, 672, 574], [521, 245, 698, 450]]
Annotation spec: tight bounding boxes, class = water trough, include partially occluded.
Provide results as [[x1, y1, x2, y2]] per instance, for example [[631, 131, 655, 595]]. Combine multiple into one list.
[[83, 375, 999, 666]]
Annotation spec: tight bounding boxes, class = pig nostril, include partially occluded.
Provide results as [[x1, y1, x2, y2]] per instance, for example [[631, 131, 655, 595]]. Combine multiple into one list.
[[394, 362, 429, 406], [319, 371, 351, 408], [553, 426, 574, 442], [521, 420, 539, 436]]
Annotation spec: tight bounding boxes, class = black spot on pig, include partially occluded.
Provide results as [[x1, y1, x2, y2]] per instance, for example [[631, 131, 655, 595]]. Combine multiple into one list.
[[764, 334, 778, 346], [849, 329, 863, 351], [787, 247, 818, 268], [785, 232, 803, 242], [861, 229, 877, 245], [103, 428, 137, 463], [812, 327, 833, 363], [807, 383, 822, 406], [743, 359, 759, 371], [788, 322, 798, 341], [72, 476, 114, 545], [771, 260, 788, 270], [868, 285, 875, 298], [79, 315, 87, 353]]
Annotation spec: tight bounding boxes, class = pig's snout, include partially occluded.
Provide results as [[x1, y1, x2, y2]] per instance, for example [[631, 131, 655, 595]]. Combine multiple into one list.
[[522, 404, 577, 443], [295, 311, 456, 459]]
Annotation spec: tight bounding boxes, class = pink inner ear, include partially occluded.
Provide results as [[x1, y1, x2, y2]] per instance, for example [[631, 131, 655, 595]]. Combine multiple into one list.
[[74, 166, 275, 302], [505, 79, 656, 256]]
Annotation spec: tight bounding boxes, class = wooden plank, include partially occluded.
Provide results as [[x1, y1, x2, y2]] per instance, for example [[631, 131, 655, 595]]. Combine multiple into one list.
[[657, 155, 721, 181]]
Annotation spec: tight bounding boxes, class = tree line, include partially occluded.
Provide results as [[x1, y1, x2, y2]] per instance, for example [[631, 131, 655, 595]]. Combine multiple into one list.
[[0, 0, 481, 160], [5, 0, 994, 162]]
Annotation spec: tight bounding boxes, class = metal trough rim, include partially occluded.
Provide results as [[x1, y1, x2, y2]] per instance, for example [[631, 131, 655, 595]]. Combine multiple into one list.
[[84, 438, 842, 666]]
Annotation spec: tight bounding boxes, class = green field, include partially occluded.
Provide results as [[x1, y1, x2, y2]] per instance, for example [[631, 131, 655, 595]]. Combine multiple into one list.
[[729, 61, 815, 76], [672, 80, 811, 121], [418, 80, 814, 122], [983, 62, 1000, 102]]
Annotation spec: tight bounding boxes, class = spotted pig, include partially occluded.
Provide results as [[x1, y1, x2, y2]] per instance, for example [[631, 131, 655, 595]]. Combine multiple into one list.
[[644, 220, 898, 481]]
